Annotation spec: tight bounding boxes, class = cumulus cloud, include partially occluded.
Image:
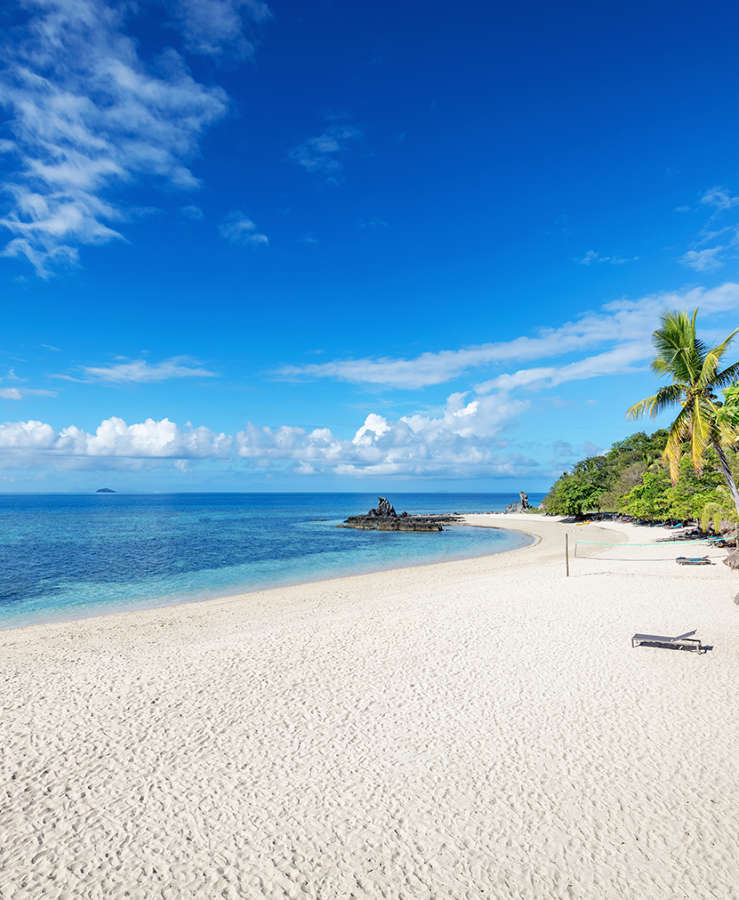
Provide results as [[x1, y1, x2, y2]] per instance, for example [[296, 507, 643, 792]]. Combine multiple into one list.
[[0, 416, 230, 460], [0, 0, 232, 276], [289, 124, 361, 180], [234, 393, 529, 476], [219, 212, 268, 246], [0, 394, 532, 476], [56, 356, 217, 383], [276, 282, 739, 389]]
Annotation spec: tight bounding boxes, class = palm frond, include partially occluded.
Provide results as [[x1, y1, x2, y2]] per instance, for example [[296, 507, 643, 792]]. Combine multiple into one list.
[[712, 360, 739, 390], [691, 308, 709, 364], [651, 309, 703, 383], [662, 403, 693, 482], [699, 327, 739, 389], [626, 384, 685, 419], [627, 395, 657, 420], [690, 399, 713, 475]]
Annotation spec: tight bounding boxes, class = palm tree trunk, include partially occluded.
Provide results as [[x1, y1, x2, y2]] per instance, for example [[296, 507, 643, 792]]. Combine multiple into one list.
[[712, 438, 739, 517]]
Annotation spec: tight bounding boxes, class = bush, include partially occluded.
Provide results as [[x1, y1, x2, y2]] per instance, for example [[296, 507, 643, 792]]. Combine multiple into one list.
[[542, 430, 737, 523]]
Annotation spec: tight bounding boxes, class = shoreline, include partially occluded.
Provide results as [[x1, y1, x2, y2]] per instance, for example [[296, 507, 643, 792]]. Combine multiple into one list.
[[0, 514, 643, 649], [0, 517, 538, 635], [0, 514, 673, 640], [2, 514, 737, 897]]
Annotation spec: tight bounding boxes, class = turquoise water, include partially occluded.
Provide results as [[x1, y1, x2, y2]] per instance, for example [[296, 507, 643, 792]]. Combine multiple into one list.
[[0, 493, 540, 628]]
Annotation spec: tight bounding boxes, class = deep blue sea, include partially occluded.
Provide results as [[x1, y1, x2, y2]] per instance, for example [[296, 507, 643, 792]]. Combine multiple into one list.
[[0, 493, 543, 628]]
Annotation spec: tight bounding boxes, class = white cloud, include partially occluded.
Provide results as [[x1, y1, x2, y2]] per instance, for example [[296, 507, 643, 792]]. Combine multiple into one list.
[[235, 393, 530, 476], [276, 283, 739, 389], [289, 125, 361, 179], [181, 204, 204, 220], [0, 420, 57, 448], [680, 247, 724, 271], [0, 416, 230, 460], [577, 250, 638, 265], [701, 186, 739, 212], [0, 381, 58, 400], [65, 356, 217, 383], [0, 0, 230, 276], [475, 342, 649, 394], [172, 0, 271, 57], [54, 417, 231, 457], [0, 396, 531, 477], [219, 212, 268, 246], [0, 367, 58, 399]]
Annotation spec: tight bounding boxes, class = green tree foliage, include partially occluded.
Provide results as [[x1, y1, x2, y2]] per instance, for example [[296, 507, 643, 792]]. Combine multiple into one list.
[[700, 486, 739, 534], [542, 430, 667, 517], [717, 384, 739, 429], [618, 454, 724, 522], [617, 469, 672, 520], [542, 430, 738, 524], [627, 308, 739, 515]]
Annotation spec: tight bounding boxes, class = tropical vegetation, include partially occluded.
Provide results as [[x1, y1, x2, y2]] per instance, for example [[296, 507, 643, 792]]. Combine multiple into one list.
[[627, 309, 739, 516], [542, 307, 739, 529], [541, 431, 737, 526]]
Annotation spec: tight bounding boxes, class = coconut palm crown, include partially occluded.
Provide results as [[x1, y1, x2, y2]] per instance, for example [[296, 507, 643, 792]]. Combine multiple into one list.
[[627, 308, 739, 515]]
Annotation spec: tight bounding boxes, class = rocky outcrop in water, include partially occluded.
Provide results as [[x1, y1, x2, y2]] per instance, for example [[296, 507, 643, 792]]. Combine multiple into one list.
[[342, 497, 461, 532], [504, 491, 531, 514], [368, 496, 396, 518]]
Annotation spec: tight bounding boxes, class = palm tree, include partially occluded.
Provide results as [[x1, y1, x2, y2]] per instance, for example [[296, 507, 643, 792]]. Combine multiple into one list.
[[627, 309, 739, 516]]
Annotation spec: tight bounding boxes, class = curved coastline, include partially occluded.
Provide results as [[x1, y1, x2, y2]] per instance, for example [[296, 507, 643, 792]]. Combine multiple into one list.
[[1, 513, 621, 637], [1, 519, 534, 634], [2, 513, 738, 897]]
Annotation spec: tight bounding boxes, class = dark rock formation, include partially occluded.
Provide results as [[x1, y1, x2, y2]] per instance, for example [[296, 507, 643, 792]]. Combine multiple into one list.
[[504, 491, 531, 514], [723, 550, 739, 571], [342, 496, 461, 532], [366, 496, 396, 518]]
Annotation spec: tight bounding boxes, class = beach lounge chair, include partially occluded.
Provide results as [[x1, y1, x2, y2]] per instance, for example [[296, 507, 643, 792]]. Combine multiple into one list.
[[631, 630, 704, 653], [676, 556, 712, 565]]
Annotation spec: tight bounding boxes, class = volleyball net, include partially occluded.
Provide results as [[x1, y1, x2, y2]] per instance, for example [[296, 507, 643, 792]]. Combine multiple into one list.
[[572, 536, 728, 563]]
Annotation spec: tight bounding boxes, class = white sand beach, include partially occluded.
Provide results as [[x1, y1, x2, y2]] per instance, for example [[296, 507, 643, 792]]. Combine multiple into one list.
[[1, 515, 738, 899]]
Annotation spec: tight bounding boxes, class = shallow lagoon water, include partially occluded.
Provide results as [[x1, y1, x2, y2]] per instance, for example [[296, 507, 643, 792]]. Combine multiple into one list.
[[0, 493, 541, 628]]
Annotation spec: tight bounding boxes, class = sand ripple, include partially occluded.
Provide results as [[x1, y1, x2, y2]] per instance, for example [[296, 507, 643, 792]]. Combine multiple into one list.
[[1, 517, 738, 898]]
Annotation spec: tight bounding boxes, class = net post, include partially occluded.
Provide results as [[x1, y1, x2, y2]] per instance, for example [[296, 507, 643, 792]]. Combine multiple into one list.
[[565, 532, 570, 577]]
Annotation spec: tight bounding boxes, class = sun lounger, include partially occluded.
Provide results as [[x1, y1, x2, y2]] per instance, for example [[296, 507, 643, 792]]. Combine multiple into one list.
[[676, 556, 712, 565], [632, 630, 703, 652]]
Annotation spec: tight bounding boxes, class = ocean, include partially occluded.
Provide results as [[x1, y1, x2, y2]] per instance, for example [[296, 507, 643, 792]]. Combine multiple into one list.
[[0, 492, 543, 628]]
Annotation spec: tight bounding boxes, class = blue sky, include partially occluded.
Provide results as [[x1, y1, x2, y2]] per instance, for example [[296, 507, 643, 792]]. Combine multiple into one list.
[[1, 0, 739, 491]]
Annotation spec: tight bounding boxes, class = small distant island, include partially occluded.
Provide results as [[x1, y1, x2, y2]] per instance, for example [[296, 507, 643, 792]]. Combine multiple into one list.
[[342, 497, 461, 532], [95, 488, 117, 494]]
